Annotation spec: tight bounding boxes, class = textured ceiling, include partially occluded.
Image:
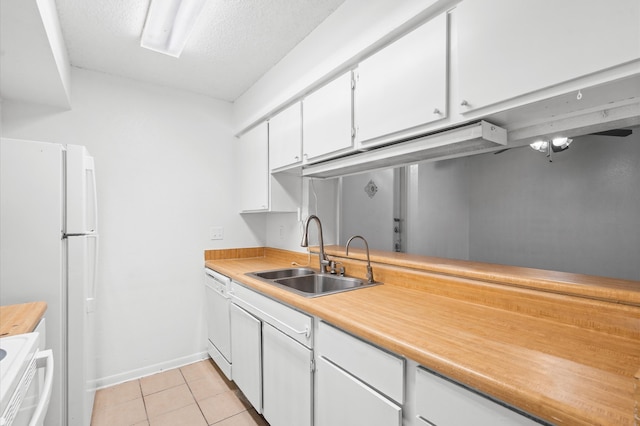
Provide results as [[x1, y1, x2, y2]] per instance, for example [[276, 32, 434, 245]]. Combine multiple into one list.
[[55, 0, 346, 102]]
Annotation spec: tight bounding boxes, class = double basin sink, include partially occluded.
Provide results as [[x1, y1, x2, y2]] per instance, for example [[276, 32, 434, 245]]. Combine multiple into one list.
[[247, 267, 379, 297]]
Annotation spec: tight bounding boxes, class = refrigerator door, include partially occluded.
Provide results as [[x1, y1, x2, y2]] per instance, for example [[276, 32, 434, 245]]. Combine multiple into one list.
[[66, 145, 98, 235], [67, 235, 97, 426]]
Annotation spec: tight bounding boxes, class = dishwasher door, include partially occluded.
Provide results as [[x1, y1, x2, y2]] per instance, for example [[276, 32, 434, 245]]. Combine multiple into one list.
[[204, 269, 232, 379]]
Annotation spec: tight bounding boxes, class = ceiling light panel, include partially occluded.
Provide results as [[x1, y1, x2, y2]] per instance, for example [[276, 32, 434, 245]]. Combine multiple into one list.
[[141, 0, 206, 57]]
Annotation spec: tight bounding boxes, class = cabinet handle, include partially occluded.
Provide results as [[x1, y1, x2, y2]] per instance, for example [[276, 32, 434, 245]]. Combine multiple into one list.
[[433, 108, 442, 115], [460, 100, 469, 107], [294, 155, 299, 161]]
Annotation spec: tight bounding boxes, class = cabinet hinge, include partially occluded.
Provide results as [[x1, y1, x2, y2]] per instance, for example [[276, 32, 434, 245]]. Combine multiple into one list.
[[351, 70, 357, 90], [311, 358, 316, 373]]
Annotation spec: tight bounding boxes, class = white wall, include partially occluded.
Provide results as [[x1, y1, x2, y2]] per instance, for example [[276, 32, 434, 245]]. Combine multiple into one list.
[[1, 67, 262, 386]]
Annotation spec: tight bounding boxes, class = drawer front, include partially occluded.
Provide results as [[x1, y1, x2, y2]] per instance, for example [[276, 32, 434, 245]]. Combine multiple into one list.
[[316, 356, 402, 426], [231, 281, 313, 347], [318, 321, 404, 403], [415, 367, 541, 426]]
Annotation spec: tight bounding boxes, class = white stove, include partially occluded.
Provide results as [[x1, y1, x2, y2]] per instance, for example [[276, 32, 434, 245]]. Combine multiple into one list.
[[0, 333, 53, 426]]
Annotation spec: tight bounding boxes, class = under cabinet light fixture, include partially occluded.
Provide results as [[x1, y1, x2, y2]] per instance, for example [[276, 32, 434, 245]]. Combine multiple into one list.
[[140, 0, 206, 57], [302, 121, 507, 178]]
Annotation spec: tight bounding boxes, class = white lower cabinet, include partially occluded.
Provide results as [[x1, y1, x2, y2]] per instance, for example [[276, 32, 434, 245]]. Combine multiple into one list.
[[220, 276, 544, 426], [229, 303, 262, 413], [230, 280, 313, 426], [415, 367, 540, 426], [262, 323, 313, 426], [316, 321, 404, 426], [316, 357, 402, 426]]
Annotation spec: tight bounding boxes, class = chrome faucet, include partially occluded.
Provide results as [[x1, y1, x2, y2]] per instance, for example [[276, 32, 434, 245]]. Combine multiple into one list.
[[301, 215, 330, 273], [345, 235, 374, 283]]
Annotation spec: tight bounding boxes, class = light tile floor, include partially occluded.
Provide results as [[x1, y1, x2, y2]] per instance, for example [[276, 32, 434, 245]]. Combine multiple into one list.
[[91, 359, 269, 426]]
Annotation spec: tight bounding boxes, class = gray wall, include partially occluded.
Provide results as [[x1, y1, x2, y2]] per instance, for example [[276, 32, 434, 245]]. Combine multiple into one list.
[[341, 130, 640, 281], [406, 159, 470, 260], [340, 169, 396, 251], [467, 132, 640, 280]]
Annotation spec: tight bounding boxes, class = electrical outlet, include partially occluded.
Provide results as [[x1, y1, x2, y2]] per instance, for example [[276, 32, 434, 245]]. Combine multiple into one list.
[[210, 226, 224, 240]]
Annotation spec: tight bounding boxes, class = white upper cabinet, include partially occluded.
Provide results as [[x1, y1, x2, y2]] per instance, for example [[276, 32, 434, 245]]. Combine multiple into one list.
[[355, 13, 448, 148], [269, 102, 302, 171], [302, 71, 354, 163], [238, 122, 269, 212], [456, 0, 640, 113], [238, 120, 300, 213]]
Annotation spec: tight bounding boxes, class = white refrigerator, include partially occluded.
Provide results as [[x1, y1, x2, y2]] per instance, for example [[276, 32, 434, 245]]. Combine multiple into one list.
[[1, 138, 98, 426]]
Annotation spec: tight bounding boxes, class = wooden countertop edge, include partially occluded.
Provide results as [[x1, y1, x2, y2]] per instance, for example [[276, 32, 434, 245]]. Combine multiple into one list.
[[204, 246, 640, 307], [204, 252, 638, 425], [0, 302, 47, 336], [322, 245, 640, 306]]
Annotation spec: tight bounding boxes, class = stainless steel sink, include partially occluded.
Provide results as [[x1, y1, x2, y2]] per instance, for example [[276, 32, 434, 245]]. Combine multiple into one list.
[[247, 268, 379, 297], [251, 267, 316, 280]]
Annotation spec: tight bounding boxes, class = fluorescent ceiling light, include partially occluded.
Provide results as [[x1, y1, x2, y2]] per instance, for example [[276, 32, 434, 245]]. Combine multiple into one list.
[[141, 0, 206, 57]]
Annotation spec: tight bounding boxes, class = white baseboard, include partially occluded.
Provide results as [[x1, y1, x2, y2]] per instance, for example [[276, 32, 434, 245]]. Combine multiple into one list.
[[92, 351, 209, 390]]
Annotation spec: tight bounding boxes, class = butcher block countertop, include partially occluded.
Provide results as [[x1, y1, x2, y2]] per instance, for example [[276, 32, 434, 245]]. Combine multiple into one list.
[[0, 302, 47, 336], [205, 247, 640, 426]]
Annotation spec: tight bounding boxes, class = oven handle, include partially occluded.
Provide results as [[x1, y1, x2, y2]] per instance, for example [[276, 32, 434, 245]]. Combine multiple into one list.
[[28, 349, 54, 426]]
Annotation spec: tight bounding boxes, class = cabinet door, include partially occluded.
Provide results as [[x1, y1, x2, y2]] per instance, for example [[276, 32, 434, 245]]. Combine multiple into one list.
[[302, 71, 353, 163], [269, 102, 302, 171], [415, 367, 540, 425], [230, 304, 262, 413], [238, 122, 269, 211], [355, 13, 448, 148], [316, 357, 402, 426], [262, 323, 312, 426], [456, 0, 640, 112]]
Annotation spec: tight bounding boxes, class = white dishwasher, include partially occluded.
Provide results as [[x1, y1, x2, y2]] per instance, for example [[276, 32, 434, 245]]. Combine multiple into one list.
[[204, 268, 232, 380]]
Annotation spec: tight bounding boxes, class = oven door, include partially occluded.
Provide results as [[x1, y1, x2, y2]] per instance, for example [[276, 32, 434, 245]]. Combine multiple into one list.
[[11, 350, 54, 426]]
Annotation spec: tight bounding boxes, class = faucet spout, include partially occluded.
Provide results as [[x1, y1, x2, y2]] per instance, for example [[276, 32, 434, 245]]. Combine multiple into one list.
[[301, 215, 330, 273], [345, 235, 374, 283]]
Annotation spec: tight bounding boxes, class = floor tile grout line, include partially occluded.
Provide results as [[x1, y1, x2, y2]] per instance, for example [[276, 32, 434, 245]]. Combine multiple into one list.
[[179, 366, 210, 424], [180, 362, 255, 426], [138, 378, 150, 425], [93, 360, 260, 426]]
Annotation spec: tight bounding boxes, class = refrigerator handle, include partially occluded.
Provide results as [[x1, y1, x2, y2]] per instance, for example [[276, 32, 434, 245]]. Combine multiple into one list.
[[87, 234, 99, 313], [85, 155, 98, 233]]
